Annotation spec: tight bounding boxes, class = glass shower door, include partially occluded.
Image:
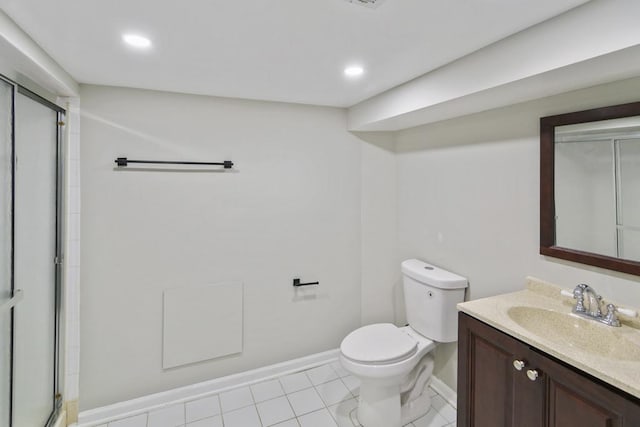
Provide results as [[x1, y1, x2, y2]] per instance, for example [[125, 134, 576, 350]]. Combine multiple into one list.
[[0, 78, 61, 427], [12, 91, 60, 427], [0, 77, 14, 427]]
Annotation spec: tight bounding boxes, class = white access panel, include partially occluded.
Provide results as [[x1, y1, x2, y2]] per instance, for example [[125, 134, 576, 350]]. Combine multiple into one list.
[[163, 282, 243, 369]]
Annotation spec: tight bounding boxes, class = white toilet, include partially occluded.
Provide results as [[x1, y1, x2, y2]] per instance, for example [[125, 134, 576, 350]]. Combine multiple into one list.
[[340, 259, 468, 427]]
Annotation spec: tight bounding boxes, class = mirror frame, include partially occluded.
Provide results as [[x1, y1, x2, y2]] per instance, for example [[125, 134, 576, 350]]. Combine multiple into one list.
[[540, 101, 640, 276]]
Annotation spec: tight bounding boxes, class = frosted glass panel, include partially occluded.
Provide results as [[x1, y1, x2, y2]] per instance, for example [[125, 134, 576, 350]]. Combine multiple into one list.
[[13, 93, 57, 427], [619, 229, 640, 261], [555, 140, 616, 257], [0, 79, 12, 427], [618, 138, 640, 228]]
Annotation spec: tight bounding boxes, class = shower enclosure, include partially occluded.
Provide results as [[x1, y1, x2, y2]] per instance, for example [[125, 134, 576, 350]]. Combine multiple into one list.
[[0, 76, 64, 426]]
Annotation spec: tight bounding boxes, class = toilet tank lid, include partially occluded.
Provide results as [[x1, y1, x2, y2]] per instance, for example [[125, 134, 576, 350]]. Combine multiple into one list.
[[401, 259, 468, 289]]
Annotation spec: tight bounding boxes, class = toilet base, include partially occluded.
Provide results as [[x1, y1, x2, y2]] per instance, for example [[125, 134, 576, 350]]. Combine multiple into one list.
[[401, 392, 432, 425], [356, 379, 432, 427], [357, 382, 402, 427]]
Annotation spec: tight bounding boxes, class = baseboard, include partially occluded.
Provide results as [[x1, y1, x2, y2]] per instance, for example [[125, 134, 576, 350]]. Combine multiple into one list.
[[51, 410, 66, 427], [430, 376, 457, 409], [78, 349, 339, 426]]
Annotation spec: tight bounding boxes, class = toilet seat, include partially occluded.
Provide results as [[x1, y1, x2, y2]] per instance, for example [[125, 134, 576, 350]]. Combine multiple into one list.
[[341, 323, 418, 365]]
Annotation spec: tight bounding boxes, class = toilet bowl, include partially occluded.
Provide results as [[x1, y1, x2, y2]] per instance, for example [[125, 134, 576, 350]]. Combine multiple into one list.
[[340, 259, 467, 427], [340, 324, 436, 426]]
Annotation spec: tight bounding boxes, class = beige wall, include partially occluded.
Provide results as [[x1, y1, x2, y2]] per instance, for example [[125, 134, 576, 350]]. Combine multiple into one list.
[[80, 85, 363, 409], [395, 76, 640, 391]]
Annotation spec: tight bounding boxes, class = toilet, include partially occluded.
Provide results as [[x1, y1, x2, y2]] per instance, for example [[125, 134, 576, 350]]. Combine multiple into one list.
[[340, 259, 468, 427]]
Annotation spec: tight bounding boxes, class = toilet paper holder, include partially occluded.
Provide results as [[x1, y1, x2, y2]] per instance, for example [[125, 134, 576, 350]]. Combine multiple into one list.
[[293, 278, 319, 287]]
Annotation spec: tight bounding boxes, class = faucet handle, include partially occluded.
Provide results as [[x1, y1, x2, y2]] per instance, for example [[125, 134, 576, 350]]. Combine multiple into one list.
[[560, 287, 586, 313], [560, 289, 574, 298], [603, 304, 621, 327], [617, 306, 638, 318], [572, 284, 587, 313], [572, 283, 589, 298]]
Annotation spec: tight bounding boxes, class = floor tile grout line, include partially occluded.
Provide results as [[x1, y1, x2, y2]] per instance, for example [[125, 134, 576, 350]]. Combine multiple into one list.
[[282, 390, 297, 427], [278, 372, 315, 395], [284, 388, 318, 419], [183, 397, 223, 425], [341, 376, 358, 397], [312, 380, 355, 408], [246, 384, 263, 427], [257, 393, 297, 427]]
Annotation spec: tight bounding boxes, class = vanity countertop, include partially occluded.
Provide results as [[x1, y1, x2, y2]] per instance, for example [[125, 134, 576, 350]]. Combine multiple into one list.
[[457, 277, 640, 399]]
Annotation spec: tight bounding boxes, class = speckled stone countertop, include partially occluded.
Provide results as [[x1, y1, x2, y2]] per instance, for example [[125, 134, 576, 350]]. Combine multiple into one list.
[[457, 277, 640, 399]]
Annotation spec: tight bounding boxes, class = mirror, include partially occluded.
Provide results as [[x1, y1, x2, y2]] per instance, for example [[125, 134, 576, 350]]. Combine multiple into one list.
[[540, 102, 640, 276]]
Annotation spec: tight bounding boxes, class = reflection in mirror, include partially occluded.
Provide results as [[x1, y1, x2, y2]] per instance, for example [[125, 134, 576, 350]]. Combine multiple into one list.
[[555, 117, 640, 262], [540, 102, 640, 276]]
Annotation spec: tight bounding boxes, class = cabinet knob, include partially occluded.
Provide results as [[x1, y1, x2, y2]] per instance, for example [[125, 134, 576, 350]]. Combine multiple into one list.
[[526, 369, 539, 381], [513, 360, 526, 371]]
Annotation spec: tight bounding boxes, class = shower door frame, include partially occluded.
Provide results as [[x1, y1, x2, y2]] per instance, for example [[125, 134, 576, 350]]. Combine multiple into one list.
[[2, 74, 65, 427]]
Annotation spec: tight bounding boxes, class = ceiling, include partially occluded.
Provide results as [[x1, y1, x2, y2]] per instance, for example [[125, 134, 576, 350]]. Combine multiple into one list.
[[0, 0, 591, 107]]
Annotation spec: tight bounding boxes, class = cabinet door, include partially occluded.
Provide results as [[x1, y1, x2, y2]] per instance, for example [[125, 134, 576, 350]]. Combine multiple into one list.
[[529, 349, 640, 427], [458, 313, 545, 427]]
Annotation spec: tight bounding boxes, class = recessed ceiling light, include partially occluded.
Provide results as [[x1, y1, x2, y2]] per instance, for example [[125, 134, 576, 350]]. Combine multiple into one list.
[[344, 0, 387, 9], [122, 33, 152, 49], [344, 66, 364, 77]]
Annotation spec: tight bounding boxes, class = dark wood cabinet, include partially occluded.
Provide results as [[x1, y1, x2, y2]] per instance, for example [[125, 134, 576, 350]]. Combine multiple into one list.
[[457, 312, 640, 427]]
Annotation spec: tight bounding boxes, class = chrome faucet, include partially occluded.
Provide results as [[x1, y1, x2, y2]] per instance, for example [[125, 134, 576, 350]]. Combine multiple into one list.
[[570, 283, 620, 327]]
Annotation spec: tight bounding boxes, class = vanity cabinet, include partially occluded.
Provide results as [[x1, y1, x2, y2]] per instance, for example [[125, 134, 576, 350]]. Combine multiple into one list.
[[457, 312, 640, 427]]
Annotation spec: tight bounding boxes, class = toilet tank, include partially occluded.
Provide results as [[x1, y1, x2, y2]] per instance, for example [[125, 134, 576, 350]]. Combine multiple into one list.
[[401, 259, 468, 343]]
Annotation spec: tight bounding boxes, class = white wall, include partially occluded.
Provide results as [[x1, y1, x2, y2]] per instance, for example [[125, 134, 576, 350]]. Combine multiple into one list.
[[80, 85, 363, 410], [395, 77, 640, 391], [358, 132, 399, 325], [80, 77, 640, 409]]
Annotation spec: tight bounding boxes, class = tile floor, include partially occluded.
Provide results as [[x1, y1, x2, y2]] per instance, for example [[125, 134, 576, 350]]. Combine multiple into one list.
[[100, 361, 457, 427]]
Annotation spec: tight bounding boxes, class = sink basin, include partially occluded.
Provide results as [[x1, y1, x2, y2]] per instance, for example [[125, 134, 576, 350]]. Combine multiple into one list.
[[507, 306, 640, 361]]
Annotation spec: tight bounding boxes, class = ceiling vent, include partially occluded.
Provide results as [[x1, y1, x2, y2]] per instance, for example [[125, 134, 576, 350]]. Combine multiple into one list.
[[344, 0, 387, 9]]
